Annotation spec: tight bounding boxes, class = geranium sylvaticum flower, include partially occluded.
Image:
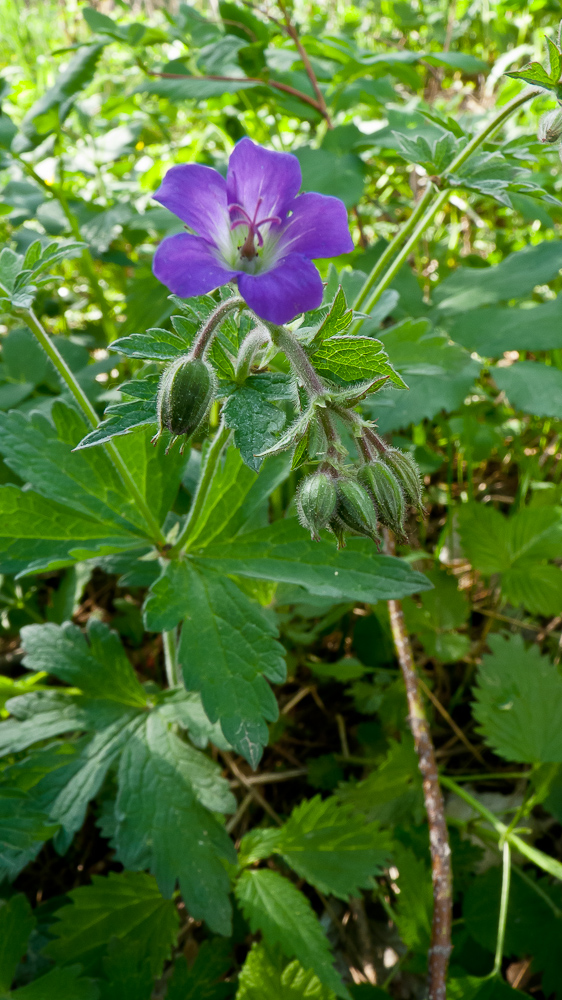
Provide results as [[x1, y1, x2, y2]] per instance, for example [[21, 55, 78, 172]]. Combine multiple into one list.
[[152, 138, 354, 325]]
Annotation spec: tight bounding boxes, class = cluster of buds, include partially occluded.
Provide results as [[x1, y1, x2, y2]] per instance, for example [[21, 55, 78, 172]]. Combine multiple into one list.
[[296, 443, 423, 549]]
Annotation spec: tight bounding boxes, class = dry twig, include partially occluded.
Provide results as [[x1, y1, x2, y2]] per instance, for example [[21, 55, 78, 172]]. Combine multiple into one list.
[[386, 532, 452, 1000]]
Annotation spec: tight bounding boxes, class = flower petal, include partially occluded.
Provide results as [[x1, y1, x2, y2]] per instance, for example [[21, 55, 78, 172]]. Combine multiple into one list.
[[237, 253, 323, 325], [153, 233, 236, 298], [278, 192, 354, 259], [227, 138, 302, 224], [153, 164, 229, 244]]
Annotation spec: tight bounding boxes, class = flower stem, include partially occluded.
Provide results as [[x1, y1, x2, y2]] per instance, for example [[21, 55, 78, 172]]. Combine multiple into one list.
[[351, 88, 539, 327], [190, 296, 245, 359], [268, 323, 325, 395], [162, 628, 181, 687], [19, 307, 167, 546], [169, 419, 232, 557], [491, 840, 511, 978], [385, 531, 452, 1000], [353, 182, 436, 312]]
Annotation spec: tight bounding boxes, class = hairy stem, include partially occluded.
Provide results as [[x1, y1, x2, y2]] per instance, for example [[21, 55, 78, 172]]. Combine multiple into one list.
[[268, 323, 325, 395], [170, 419, 232, 557], [351, 88, 539, 327], [385, 533, 452, 1000], [190, 296, 245, 359], [20, 307, 166, 545]]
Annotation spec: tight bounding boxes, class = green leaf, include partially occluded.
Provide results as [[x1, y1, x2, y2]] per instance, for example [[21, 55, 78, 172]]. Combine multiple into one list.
[[446, 297, 562, 355], [473, 633, 562, 763], [433, 240, 562, 315], [97, 937, 153, 1000], [76, 399, 158, 449], [506, 61, 558, 90], [365, 319, 480, 432], [20, 620, 148, 707], [501, 563, 562, 617], [310, 335, 406, 387], [236, 944, 336, 1000], [294, 146, 365, 209], [110, 328, 187, 361], [493, 360, 562, 420], [197, 519, 431, 603], [235, 869, 350, 998], [463, 865, 562, 997], [546, 35, 562, 81], [392, 843, 432, 953], [0, 404, 153, 537], [136, 76, 257, 101], [45, 871, 179, 977], [223, 388, 286, 472], [115, 711, 236, 935], [13, 44, 105, 152], [402, 569, 470, 663], [457, 504, 562, 614], [0, 485, 139, 577], [448, 977, 521, 999], [338, 737, 423, 826], [166, 941, 232, 1000], [0, 789, 58, 857], [149, 562, 286, 766], [0, 894, 35, 991], [308, 287, 353, 352], [0, 691, 95, 755], [274, 795, 391, 899], [182, 446, 256, 549], [6, 964, 99, 1000]]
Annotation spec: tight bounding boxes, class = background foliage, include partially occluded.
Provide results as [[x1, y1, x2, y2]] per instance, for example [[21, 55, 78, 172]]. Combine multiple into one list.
[[2, 0, 562, 997]]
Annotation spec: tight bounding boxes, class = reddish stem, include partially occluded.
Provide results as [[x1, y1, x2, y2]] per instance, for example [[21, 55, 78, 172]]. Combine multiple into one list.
[[385, 532, 453, 1000]]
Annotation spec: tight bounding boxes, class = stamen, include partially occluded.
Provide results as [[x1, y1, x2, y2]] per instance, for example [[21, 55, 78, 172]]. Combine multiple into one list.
[[227, 196, 283, 258]]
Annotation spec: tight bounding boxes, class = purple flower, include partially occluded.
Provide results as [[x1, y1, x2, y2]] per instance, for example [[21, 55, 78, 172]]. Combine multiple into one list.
[[152, 138, 354, 325]]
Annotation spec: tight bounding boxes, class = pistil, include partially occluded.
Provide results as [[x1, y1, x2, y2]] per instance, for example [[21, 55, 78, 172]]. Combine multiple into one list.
[[228, 197, 281, 261]]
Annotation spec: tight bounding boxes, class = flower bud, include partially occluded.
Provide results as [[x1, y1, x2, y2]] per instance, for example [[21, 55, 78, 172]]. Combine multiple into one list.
[[358, 460, 406, 537], [334, 477, 379, 543], [296, 472, 337, 541], [538, 109, 562, 144], [153, 356, 217, 452], [383, 448, 424, 513]]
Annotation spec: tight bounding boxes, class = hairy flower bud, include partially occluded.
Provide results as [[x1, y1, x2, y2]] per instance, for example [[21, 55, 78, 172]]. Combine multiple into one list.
[[358, 460, 406, 537], [334, 477, 379, 543], [383, 448, 424, 513], [153, 356, 217, 452], [538, 108, 562, 144], [296, 472, 338, 541]]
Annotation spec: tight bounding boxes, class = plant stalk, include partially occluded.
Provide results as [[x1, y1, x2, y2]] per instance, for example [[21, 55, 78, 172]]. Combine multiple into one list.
[[351, 88, 539, 327], [268, 323, 325, 395], [162, 628, 181, 687], [170, 419, 232, 556], [385, 533, 452, 1000], [441, 775, 562, 880], [20, 307, 167, 546], [190, 296, 245, 359], [491, 840, 511, 978], [353, 182, 436, 312]]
